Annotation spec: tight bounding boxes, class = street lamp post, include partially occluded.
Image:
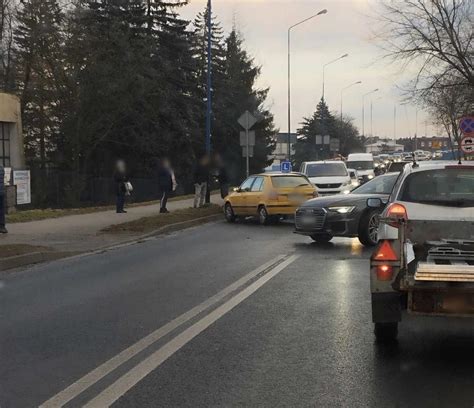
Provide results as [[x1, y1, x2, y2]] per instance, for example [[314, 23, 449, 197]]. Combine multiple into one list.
[[323, 53, 348, 100], [287, 9, 327, 159], [362, 88, 378, 137], [370, 96, 383, 137], [340, 80, 361, 122]]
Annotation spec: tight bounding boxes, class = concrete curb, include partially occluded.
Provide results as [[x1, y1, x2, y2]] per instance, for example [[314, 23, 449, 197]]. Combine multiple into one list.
[[0, 213, 223, 272]]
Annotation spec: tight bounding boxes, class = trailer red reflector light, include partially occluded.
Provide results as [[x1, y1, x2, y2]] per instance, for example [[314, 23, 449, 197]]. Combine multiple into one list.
[[373, 240, 398, 261], [376, 265, 394, 281]]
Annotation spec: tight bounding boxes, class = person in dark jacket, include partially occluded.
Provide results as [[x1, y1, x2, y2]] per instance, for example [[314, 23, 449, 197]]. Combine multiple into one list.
[[0, 165, 7, 233], [157, 158, 176, 213], [193, 155, 210, 208], [214, 153, 229, 199], [114, 160, 129, 214]]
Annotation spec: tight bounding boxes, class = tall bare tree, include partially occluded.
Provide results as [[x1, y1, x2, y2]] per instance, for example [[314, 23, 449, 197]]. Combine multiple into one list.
[[377, 0, 473, 95]]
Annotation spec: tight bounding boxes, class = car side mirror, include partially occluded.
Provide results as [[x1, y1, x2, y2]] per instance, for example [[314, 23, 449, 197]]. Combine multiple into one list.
[[367, 198, 383, 208]]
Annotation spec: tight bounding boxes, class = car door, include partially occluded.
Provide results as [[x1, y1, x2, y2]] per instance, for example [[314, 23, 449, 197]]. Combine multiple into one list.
[[245, 176, 265, 214], [233, 177, 256, 215]]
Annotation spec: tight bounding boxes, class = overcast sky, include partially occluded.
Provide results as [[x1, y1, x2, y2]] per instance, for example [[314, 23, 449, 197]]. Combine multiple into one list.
[[180, 0, 439, 139]]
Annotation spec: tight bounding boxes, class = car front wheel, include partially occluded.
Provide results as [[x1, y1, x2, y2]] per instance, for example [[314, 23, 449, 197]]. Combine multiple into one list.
[[359, 210, 380, 246], [224, 203, 236, 223]]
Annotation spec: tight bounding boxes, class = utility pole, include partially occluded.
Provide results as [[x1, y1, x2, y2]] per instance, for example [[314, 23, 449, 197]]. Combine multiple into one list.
[[205, 0, 212, 204], [287, 9, 327, 160]]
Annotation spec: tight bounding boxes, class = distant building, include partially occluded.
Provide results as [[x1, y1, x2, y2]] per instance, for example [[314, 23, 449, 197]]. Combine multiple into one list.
[[269, 132, 297, 164], [365, 139, 404, 154], [0, 93, 25, 169]]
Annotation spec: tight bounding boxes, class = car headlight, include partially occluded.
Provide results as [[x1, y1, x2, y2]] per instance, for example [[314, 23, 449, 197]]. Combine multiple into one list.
[[342, 180, 352, 187], [327, 206, 355, 214], [368, 174, 375, 180]]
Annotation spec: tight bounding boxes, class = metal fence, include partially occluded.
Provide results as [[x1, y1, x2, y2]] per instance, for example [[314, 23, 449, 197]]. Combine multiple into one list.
[[28, 169, 196, 209]]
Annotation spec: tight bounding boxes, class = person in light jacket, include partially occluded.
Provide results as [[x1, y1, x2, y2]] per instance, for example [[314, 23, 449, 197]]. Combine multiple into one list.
[[193, 155, 210, 208]]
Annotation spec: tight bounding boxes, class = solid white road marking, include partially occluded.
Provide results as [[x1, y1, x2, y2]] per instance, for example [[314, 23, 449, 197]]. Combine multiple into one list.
[[83, 254, 300, 408], [40, 254, 290, 408]]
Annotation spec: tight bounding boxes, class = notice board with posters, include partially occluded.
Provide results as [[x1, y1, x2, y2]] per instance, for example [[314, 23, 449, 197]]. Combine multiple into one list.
[[13, 170, 31, 205]]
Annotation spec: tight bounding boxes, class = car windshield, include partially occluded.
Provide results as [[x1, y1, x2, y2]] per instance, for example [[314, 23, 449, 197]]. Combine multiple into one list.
[[346, 161, 374, 170], [305, 163, 347, 177], [272, 176, 311, 188], [352, 173, 399, 194], [399, 168, 474, 207]]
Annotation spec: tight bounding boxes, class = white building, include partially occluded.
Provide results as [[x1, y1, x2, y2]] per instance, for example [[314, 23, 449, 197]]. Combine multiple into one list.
[[0, 93, 25, 169], [365, 140, 404, 154]]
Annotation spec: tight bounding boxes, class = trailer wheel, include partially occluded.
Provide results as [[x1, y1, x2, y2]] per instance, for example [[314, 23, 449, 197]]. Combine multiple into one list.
[[374, 322, 398, 343]]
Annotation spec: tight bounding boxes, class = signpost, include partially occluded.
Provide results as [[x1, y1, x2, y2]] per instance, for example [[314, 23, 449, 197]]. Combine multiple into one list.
[[13, 170, 31, 205], [459, 116, 474, 136], [281, 161, 292, 173], [459, 116, 474, 158], [238, 111, 258, 177], [460, 135, 474, 155], [330, 138, 340, 153]]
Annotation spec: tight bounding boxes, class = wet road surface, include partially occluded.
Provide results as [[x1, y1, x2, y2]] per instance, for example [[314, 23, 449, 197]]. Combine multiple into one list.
[[1, 220, 473, 407]]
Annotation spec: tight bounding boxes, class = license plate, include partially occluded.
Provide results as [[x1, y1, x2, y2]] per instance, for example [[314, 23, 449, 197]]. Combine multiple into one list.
[[301, 216, 316, 224]]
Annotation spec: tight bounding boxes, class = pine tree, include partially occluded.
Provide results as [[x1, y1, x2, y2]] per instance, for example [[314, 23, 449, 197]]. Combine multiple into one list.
[[192, 5, 226, 155], [144, 0, 201, 182], [294, 98, 336, 166], [14, 0, 64, 168], [214, 28, 275, 181]]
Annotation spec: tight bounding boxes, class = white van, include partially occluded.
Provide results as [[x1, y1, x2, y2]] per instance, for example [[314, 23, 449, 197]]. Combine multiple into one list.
[[346, 153, 375, 183], [300, 161, 352, 195]]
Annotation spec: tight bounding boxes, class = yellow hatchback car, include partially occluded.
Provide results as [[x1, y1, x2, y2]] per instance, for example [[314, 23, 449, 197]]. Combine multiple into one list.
[[224, 173, 317, 225]]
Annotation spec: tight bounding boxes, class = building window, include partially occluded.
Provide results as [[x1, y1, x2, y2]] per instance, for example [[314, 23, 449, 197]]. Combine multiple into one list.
[[0, 122, 11, 167]]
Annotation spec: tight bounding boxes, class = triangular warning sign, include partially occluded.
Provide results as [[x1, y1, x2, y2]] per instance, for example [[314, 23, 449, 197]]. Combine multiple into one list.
[[372, 241, 398, 261]]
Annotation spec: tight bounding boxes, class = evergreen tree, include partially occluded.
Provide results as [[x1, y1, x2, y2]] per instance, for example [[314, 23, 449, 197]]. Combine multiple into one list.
[[294, 98, 364, 167], [294, 98, 336, 167], [192, 4, 226, 155], [61, 0, 152, 176], [14, 0, 64, 168], [145, 0, 201, 182], [215, 28, 275, 181]]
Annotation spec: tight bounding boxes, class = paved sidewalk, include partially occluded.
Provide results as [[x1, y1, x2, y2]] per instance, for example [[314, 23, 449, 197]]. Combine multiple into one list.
[[0, 195, 222, 253]]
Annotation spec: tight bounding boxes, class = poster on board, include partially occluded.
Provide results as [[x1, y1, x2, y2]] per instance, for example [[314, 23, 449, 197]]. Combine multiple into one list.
[[13, 170, 31, 205]]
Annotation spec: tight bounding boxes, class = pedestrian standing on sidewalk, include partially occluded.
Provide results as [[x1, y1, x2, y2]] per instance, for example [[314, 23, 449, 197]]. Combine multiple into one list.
[[114, 159, 129, 214], [157, 158, 177, 214], [193, 155, 210, 208], [214, 153, 229, 199], [0, 164, 7, 233]]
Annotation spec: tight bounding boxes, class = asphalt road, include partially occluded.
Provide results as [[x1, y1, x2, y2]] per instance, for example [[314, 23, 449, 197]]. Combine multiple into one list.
[[1, 220, 473, 408]]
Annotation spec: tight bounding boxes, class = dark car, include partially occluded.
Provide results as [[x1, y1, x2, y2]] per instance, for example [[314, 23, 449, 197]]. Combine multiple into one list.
[[294, 173, 399, 246]]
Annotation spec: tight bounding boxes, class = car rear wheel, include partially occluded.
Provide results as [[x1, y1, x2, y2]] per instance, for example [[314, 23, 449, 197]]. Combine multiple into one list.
[[258, 206, 269, 225], [359, 210, 380, 246], [374, 322, 398, 343], [310, 234, 333, 243], [224, 203, 236, 223]]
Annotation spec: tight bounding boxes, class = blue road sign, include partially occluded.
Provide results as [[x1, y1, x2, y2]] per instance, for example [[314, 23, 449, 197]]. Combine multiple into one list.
[[459, 116, 474, 136], [281, 161, 292, 173]]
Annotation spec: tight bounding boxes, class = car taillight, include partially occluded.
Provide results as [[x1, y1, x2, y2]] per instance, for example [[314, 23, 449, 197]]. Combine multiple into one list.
[[386, 203, 407, 227], [376, 265, 394, 281], [372, 240, 398, 261]]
